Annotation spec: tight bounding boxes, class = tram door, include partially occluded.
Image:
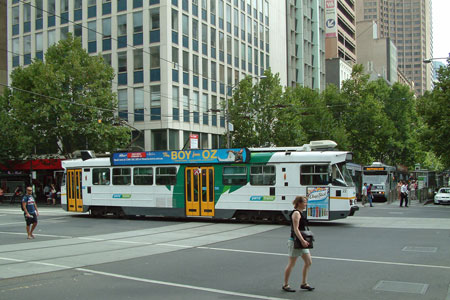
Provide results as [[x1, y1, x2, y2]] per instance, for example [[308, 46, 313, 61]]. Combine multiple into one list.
[[185, 167, 215, 217], [67, 169, 83, 212]]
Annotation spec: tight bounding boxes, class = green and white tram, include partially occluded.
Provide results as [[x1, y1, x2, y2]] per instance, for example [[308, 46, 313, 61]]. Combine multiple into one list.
[[61, 140, 358, 222]]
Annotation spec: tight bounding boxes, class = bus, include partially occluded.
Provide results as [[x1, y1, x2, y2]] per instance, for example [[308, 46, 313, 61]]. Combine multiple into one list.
[[61, 140, 358, 222], [362, 162, 397, 201]]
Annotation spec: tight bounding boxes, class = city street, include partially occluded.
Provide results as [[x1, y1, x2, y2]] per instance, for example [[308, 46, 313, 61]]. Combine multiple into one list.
[[0, 199, 449, 300]]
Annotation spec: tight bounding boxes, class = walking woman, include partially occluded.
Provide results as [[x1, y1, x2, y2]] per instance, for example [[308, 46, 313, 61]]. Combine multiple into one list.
[[282, 196, 314, 292]]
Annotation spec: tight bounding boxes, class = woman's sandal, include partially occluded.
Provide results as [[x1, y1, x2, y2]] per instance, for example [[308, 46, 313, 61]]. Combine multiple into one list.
[[300, 284, 315, 291], [282, 285, 296, 292]]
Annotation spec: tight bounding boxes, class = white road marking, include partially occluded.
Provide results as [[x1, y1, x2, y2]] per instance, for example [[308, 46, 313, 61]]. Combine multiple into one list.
[[0, 231, 73, 238], [0, 256, 289, 300], [75, 267, 290, 300]]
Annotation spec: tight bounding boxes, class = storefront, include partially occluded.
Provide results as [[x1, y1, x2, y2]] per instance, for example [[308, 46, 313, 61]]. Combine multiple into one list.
[[0, 159, 64, 203]]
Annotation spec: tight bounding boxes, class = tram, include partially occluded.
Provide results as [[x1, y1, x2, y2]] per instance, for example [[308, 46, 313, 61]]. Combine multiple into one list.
[[61, 140, 358, 222], [362, 162, 397, 201]]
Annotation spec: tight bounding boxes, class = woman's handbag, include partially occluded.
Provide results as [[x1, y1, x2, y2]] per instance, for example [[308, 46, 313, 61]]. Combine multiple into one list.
[[293, 227, 314, 249]]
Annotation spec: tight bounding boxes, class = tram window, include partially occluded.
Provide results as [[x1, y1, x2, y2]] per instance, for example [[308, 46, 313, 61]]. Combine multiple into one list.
[[112, 168, 131, 185], [93, 168, 110, 185], [300, 164, 329, 186], [133, 167, 153, 185], [250, 165, 275, 185], [156, 167, 177, 185], [223, 166, 247, 185]]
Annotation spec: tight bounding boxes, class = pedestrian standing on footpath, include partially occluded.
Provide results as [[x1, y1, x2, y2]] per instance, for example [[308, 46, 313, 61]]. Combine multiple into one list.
[[22, 186, 39, 239], [400, 181, 408, 207], [361, 183, 368, 207], [50, 184, 57, 205], [282, 196, 315, 293], [397, 181, 402, 202], [411, 180, 417, 200], [367, 184, 374, 207]]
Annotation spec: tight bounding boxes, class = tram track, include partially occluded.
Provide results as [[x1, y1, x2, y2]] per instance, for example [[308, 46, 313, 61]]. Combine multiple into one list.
[[0, 222, 278, 270]]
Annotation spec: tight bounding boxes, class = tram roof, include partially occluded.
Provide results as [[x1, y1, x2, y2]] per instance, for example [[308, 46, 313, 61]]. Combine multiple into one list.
[[251, 151, 351, 164], [62, 150, 351, 168]]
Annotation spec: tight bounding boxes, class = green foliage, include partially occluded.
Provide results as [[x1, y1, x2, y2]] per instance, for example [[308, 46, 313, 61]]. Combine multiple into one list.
[[1, 35, 130, 161], [417, 59, 450, 168], [227, 65, 429, 170]]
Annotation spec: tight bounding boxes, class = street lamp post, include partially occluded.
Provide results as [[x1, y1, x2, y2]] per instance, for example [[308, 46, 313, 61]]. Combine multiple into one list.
[[423, 53, 449, 64]]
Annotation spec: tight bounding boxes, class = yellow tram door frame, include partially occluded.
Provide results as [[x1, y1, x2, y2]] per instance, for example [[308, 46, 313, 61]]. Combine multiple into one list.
[[185, 167, 215, 217], [67, 169, 83, 212]]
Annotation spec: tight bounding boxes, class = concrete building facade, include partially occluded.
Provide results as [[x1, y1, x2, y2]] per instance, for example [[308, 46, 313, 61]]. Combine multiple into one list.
[[356, 20, 398, 84], [325, 57, 352, 90], [325, 0, 356, 64], [274, 0, 325, 90], [355, 0, 433, 96], [0, 0, 7, 95], [7, 0, 271, 151]]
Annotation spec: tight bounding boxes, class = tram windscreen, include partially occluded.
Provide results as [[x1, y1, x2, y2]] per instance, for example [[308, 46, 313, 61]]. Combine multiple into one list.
[[331, 163, 355, 187]]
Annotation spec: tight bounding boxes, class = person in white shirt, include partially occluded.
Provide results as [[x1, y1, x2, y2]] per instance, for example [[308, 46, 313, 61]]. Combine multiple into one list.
[[361, 183, 368, 207], [400, 181, 408, 207]]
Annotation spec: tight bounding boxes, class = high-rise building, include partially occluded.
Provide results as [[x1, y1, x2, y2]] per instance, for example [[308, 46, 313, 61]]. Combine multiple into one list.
[[325, 0, 356, 63], [355, 0, 433, 96], [356, 20, 398, 84], [269, 0, 325, 90], [6, 0, 271, 150], [0, 0, 7, 95]]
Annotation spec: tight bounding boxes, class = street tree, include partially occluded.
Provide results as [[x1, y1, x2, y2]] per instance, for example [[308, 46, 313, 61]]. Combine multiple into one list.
[[417, 60, 450, 168], [228, 70, 286, 147], [339, 65, 397, 165], [1, 35, 130, 159]]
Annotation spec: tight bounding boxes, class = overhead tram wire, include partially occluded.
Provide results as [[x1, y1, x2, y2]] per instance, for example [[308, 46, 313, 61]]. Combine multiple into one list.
[[16, 0, 234, 88], [0, 77, 353, 121], [0, 82, 223, 121], [9, 0, 228, 115], [11, 0, 283, 117], [0, 47, 215, 118], [6, 1, 354, 118]]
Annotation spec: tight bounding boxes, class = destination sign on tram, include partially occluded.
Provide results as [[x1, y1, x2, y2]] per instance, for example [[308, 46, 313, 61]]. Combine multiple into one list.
[[111, 148, 250, 166], [363, 167, 385, 171]]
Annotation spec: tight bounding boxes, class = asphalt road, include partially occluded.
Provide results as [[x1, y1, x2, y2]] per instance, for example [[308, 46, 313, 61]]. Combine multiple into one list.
[[0, 199, 449, 300]]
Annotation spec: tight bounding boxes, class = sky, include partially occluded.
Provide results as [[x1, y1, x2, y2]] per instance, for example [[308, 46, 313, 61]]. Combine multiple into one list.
[[432, 0, 450, 59]]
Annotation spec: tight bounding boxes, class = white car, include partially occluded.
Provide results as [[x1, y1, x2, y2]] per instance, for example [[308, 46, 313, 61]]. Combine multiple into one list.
[[434, 188, 450, 205]]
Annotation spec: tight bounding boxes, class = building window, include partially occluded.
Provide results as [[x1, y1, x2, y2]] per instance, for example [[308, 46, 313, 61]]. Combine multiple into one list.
[[23, 3, 31, 33], [74, 0, 83, 21], [134, 88, 144, 122], [150, 8, 160, 43], [35, 32, 43, 60], [150, 46, 160, 82], [118, 89, 128, 120], [102, 18, 111, 51], [183, 88, 190, 122], [151, 85, 161, 120], [35, 0, 43, 30], [23, 35, 31, 65], [172, 86, 180, 121], [117, 14, 127, 48], [182, 14, 189, 48], [48, 30, 56, 47], [88, 21, 97, 53], [133, 11, 143, 45]]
